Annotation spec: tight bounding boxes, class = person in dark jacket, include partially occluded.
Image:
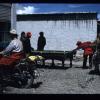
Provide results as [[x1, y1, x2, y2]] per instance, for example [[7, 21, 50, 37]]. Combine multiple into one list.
[[37, 32, 46, 51], [20, 31, 26, 54], [93, 35, 100, 73], [20, 32, 32, 57]]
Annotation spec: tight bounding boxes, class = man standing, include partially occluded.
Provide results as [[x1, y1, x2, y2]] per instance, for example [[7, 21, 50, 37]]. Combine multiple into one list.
[[37, 32, 46, 51], [93, 35, 100, 73], [20, 32, 32, 57]]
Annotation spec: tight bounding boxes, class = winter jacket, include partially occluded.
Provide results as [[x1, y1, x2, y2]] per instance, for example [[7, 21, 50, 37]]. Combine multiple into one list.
[[78, 41, 94, 55]]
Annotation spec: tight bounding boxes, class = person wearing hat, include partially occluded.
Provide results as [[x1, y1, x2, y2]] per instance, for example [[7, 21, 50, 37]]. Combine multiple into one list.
[[73, 41, 94, 69], [0, 29, 24, 93], [0, 29, 24, 66], [20, 32, 33, 57]]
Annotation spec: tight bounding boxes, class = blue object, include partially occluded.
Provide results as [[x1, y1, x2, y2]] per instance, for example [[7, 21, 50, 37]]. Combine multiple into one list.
[[0, 41, 9, 51]]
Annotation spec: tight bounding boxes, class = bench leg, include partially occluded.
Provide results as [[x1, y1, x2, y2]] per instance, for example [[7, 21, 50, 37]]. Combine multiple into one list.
[[51, 59, 55, 66], [62, 60, 64, 67], [42, 59, 45, 66], [70, 58, 72, 68]]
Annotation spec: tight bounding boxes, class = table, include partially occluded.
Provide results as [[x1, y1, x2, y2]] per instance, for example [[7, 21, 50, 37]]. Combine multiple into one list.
[[31, 50, 75, 67]]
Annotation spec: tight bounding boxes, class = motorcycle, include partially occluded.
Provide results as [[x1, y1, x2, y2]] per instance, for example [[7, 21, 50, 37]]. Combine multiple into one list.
[[0, 54, 44, 91]]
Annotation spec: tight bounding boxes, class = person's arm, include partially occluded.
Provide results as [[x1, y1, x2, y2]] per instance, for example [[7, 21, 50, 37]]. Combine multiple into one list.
[[73, 46, 81, 52]]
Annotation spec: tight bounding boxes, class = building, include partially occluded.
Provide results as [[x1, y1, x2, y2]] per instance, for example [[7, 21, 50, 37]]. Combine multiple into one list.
[[97, 21, 100, 36], [0, 3, 16, 43], [17, 12, 97, 51]]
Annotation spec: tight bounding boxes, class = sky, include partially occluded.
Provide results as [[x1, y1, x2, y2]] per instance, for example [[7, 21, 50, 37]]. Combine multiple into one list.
[[16, 3, 100, 20]]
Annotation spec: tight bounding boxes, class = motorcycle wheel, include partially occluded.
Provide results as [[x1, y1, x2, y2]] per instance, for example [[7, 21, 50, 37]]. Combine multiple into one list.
[[14, 65, 34, 88], [24, 75, 34, 88]]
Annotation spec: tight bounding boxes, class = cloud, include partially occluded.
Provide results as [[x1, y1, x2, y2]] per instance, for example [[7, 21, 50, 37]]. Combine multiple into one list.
[[17, 6, 36, 14], [97, 13, 100, 20], [67, 4, 83, 8]]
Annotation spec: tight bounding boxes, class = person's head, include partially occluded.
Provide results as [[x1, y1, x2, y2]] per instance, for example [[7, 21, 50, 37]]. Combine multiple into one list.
[[26, 32, 32, 38], [9, 29, 18, 39], [76, 41, 82, 46], [21, 31, 26, 38], [39, 32, 44, 37]]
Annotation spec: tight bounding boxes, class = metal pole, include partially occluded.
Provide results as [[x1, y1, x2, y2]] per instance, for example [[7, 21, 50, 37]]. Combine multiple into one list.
[[11, 3, 16, 30]]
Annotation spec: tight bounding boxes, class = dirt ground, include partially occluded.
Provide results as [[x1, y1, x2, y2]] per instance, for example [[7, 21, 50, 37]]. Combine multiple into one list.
[[3, 59, 100, 94]]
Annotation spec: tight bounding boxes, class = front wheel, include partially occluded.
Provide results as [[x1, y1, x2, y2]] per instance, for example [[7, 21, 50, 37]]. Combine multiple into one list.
[[13, 65, 35, 88]]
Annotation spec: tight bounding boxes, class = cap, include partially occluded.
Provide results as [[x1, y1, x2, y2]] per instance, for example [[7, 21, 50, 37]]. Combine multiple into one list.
[[26, 32, 32, 38], [10, 29, 17, 35]]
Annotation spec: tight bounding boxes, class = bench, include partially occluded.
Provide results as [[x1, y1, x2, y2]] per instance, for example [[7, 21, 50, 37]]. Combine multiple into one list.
[[31, 50, 75, 67]]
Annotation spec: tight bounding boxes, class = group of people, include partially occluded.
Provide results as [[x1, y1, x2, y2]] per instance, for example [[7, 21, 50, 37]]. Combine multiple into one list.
[[0, 29, 100, 71], [20, 31, 46, 54], [0, 29, 46, 93], [0, 29, 100, 93], [0, 29, 46, 67]]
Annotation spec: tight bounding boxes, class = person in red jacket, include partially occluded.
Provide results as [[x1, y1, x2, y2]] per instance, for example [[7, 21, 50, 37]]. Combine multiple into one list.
[[74, 41, 94, 69]]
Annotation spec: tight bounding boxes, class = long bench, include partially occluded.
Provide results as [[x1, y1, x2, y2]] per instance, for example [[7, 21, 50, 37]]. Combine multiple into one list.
[[31, 50, 75, 67]]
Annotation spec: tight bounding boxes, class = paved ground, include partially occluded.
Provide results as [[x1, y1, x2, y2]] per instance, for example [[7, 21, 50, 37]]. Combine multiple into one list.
[[3, 59, 100, 94]]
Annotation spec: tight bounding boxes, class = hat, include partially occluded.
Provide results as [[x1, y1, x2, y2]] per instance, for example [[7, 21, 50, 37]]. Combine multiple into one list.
[[26, 32, 32, 38], [10, 29, 17, 35], [76, 41, 81, 45]]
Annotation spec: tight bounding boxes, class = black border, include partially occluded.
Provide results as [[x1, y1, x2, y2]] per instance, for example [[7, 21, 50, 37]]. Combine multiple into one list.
[[0, 94, 99, 99], [0, 0, 100, 3], [0, 0, 100, 99]]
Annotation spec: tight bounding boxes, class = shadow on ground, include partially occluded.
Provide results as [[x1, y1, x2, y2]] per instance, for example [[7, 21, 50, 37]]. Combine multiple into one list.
[[89, 70, 100, 75], [30, 82, 43, 89], [37, 64, 71, 70], [75, 66, 90, 69]]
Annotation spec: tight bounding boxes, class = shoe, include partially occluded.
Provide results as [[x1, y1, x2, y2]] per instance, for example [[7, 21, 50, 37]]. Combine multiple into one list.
[[94, 69, 100, 73], [89, 70, 100, 75]]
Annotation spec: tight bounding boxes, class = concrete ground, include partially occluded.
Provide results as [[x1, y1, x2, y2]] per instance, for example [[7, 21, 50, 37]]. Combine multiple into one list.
[[3, 59, 100, 94]]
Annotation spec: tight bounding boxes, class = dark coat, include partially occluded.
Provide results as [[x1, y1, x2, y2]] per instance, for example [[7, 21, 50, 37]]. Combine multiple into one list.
[[37, 36, 46, 51], [20, 37, 31, 54]]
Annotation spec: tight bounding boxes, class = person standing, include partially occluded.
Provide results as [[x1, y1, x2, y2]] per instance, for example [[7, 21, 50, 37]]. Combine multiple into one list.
[[93, 35, 100, 73], [20, 32, 32, 57], [20, 31, 26, 54], [37, 32, 46, 51], [25, 32, 32, 55], [73, 41, 94, 69]]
